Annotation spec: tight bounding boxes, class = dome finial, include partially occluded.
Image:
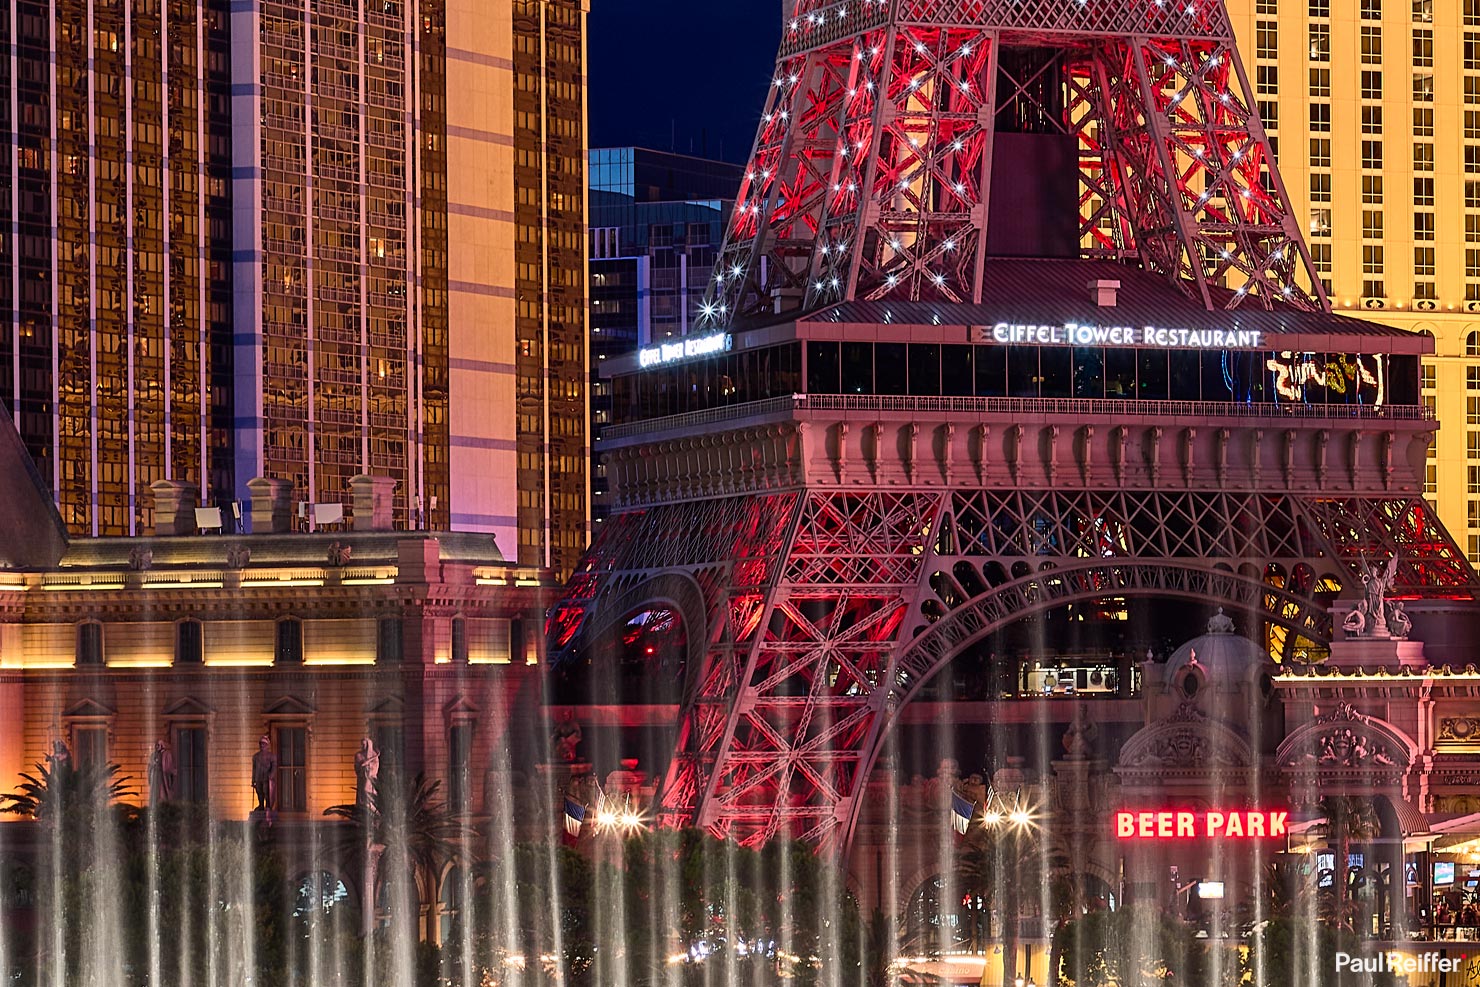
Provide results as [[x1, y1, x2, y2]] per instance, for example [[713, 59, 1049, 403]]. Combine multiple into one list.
[[1208, 607, 1235, 635]]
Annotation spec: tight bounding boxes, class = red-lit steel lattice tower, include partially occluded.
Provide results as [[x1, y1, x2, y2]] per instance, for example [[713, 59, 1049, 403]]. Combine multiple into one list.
[[548, 0, 1480, 855], [704, 0, 1323, 325]]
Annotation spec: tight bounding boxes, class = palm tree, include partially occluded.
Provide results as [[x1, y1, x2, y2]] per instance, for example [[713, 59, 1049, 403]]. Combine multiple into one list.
[[0, 757, 136, 844], [958, 814, 1073, 987], [324, 770, 474, 937], [1315, 794, 1381, 932]]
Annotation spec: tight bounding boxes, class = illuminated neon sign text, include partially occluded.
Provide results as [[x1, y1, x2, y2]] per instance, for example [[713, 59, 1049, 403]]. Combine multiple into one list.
[[1114, 809, 1289, 839], [978, 322, 1264, 350], [639, 332, 733, 369]]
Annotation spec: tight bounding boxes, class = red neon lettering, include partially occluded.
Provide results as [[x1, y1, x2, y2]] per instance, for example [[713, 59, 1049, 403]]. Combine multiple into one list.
[[1115, 808, 1292, 839]]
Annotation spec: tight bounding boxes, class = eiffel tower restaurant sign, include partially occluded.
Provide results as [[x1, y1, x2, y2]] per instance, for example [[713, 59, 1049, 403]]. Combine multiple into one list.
[[976, 322, 1265, 351]]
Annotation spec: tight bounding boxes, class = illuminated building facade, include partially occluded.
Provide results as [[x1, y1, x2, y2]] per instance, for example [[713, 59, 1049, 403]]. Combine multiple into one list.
[[0, 0, 590, 558], [233, 0, 590, 569], [0, 526, 556, 837], [512, 0, 591, 577], [0, 0, 236, 537], [1222, 0, 1480, 565]]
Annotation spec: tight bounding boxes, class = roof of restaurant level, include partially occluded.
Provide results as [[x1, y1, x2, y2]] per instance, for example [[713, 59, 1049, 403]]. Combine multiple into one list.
[[778, 259, 1427, 354]]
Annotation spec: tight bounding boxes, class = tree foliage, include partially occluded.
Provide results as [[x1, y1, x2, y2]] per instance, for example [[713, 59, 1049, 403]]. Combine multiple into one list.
[[1056, 904, 1212, 987]]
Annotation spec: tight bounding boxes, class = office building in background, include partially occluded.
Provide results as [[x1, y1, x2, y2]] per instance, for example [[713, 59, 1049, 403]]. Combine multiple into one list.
[[0, 0, 589, 571], [588, 148, 741, 523]]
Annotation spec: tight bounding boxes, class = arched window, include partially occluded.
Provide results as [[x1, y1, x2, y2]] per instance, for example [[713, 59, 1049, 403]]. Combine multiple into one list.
[[437, 865, 466, 943], [450, 616, 468, 664], [1468, 330, 1480, 357], [904, 874, 989, 951], [377, 617, 403, 664], [275, 618, 303, 665], [176, 619, 203, 665], [75, 622, 104, 666]]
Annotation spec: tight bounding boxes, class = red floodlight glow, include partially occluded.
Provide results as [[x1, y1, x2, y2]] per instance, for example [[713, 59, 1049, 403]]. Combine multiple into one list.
[[1115, 809, 1289, 840]]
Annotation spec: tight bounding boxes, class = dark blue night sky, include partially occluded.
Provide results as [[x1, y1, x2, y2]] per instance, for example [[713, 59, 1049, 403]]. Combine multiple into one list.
[[588, 1, 782, 164]]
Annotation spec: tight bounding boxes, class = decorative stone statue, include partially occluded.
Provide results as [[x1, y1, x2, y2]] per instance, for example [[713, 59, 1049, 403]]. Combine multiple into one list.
[[1062, 704, 1098, 759], [1390, 601, 1413, 640], [225, 544, 251, 569], [148, 739, 177, 804], [47, 739, 70, 772], [251, 735, 278, 814], [354, 736, 380, 808], [1339, 554, 1420, 641], [1206, 607, 1235, 635], [127, 545, 154, 571], [552, 709, 582, 763], [327, 541, 352, 567]]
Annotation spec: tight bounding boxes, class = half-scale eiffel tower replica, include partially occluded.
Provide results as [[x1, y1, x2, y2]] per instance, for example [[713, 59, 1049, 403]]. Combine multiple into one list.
[[549, 0, 1479, 853]]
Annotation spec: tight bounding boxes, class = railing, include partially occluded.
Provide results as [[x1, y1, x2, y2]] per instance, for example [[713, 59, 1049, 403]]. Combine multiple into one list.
[[599, 394, 1434, 442]]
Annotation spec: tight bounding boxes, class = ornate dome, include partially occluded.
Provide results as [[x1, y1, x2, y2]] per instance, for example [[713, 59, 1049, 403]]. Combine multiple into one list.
[[1164, 609, 1272, 685]]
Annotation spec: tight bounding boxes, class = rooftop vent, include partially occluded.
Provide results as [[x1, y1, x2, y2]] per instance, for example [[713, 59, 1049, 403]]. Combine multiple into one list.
[[1089, 279, 1120, 307]]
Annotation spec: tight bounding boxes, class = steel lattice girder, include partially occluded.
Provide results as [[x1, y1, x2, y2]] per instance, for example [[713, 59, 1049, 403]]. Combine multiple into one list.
[[704, 0, 1325, 328], [547, 488, 1476, 853]]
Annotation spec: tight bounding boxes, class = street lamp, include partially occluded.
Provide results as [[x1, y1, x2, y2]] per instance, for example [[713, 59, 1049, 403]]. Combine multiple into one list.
[[981, 787, 1036, 987], [591, 794, 648, 836]]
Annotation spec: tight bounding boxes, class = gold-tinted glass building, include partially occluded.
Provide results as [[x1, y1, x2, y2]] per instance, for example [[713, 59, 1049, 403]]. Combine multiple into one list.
[[1225, 0, 1480, 564], [231, 0, 589, 571], [0, 0, 236, 537], [0, 0, 588, 565]]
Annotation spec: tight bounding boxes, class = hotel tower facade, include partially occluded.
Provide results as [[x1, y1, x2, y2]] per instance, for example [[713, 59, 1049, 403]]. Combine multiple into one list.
[[1224, 0, 1480, 567], [0, 0, 588, 573]]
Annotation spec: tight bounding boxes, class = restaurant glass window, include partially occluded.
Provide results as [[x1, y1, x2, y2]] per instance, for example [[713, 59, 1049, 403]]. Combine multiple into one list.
[[975, 346, 1007, 396], [1138, 350, 1169, 400], [875, 343, 907, 395], [807, 341, 840, 393], [1072, 348, 1104, 399], [1106, 348, 1137, 398], [841, 342, 872, 394], [1007, 348, 1039, 397], [1040, 348, 1072, 398], [1169, 351, 1201, 400], [1200, 352, 1233, 402], [941, 345, 974, 396], [908, 344, 940, 396]]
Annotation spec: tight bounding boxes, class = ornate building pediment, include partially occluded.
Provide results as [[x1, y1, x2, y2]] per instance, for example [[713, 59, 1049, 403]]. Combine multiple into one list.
[[162, 696, 213, 719], [1115, 702, 1253, 780], [1276, 702, 1414, 785], [62, 697, 115, 719], [263, 694, 316, 718]]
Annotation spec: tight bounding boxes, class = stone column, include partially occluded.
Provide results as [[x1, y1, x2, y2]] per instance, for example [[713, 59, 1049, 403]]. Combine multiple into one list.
[[246, 476, 294, 533], [150, 479, 200, 536], [349, 475, 397, 531]]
